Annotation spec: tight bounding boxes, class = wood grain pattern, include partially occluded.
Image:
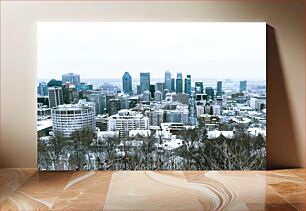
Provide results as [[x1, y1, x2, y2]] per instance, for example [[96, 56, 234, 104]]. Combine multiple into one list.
[[0, 169, 304, 210]]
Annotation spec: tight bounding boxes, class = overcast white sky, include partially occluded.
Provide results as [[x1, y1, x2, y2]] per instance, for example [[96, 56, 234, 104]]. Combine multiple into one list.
[[37, 22, 266, 80]]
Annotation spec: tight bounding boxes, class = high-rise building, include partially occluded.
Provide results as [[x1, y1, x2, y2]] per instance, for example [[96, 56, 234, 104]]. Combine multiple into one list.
[[118, 95, 129, 109], [149, 110, 164, 126], [165, 109, 189, 124], [176, 72, 183, 93], [140, 72, 150, 93], [204, 103, 213, 115], [108, 99, 121, 116], [122, 72, 133, 95], [89, 93, 106, 115], [48, 87, 64, 108], [205, 87, 215, 100], [142, 90, 151, 102], [155, 82, 165, 92], [62, 73, 80, 85], [62, 83, 79, 104], [154, 82, 164, 100], [212, 105, 221, 116], [154, 90, 162, 102], [184, 75, 191, 95], [195, 82, 204, 94], [196, 93, 207, 102], [250, 98, 257, 109], [163, 89, 169, 100], [108, 110, 149, 138], [129, 97, 139, 109], [149, 84, 155, 98], [172, 93, 189, 105], [216, 81, 223, 96], [196, 105, 205, 117], [240, 80, 247, 92], [105, 94, 115, 113], [37, 82, 48, 96], [216, 96, 223, 108], [164, 71, 172, 91], [51, 101, 96, 137], [137, 85, 141, 95], [171, 78, 176, 92]]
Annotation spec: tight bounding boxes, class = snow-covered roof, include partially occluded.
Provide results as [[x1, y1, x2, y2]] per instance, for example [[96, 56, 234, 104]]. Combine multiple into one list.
[[230, 117, 251, 124], [37, 119, 53, 131], [129, 130, 151, 137], [97, 131, 119, 140], [149, 126, 161, 130], [207, 131, 234, 139], [121, 140, 143, 147], [155, 130, 176, 140], [162, 139, 183, 150]]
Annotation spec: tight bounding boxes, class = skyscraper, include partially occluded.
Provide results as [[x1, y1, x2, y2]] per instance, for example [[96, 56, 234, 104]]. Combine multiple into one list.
[[142, 90, 151, 102], [149, 84, 155, 98], [129, 97, 139, 109], [176, 72, 183, 93], [122, 72, 133, 95], [140, 72, 150, 93], [164, 71, 172, 91], [154, 90, 162, 102], [48, 87, 64, 108], [137, 85, 141, 95], [205, 87, 215, 100], [240, 80, 247, 92], [62, 73, 80, 85], [216, 81, 223, 96], [184, 75, 191, 95], [89, 93, 106, 115], [171, 78, 176, 92], [37, 82, 48, 96], [118, 95, 129, 109], [108, 99, 121, 116], [195, 82, 204, 94], [155, 82, 165, 92], [62, 84, 79, 104], [149, 110, 164, 126]]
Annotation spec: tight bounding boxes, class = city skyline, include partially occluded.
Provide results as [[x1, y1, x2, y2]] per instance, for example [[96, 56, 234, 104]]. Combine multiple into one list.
[[37, 22, 266, 80], [37, 70, 266, 171], [38, 70, 266, 85], [38, 71, 265, 93], [36, 22, 266, 171]]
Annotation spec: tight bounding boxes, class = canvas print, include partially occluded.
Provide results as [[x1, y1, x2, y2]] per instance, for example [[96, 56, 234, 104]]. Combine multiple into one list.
[[37, 22, 266, 171]]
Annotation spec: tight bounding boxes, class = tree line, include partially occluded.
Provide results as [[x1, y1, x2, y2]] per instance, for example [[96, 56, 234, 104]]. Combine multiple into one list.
[[38, 124, 266, 170]]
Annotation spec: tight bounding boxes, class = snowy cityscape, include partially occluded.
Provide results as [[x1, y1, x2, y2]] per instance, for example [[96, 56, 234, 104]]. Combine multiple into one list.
[[37, 72, 266, 170]]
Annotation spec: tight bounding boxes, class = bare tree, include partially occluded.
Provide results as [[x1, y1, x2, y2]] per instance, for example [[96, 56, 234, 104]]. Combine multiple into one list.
[[178, 123, 266, 170], [37, 138, 52, 170], [70, 129, 95, 170]]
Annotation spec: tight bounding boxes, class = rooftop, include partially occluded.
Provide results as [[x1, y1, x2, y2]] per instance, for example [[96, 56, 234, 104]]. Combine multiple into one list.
[[37, 119, 53, 131]]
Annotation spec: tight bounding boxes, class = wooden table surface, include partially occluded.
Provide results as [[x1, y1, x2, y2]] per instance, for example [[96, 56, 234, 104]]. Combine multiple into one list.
[[0, 169, 305, 210]]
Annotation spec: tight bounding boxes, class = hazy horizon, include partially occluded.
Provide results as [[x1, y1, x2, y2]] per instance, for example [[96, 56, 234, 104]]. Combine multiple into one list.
[[37, 77, 266, 82], [37, 22, 266, 80]]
